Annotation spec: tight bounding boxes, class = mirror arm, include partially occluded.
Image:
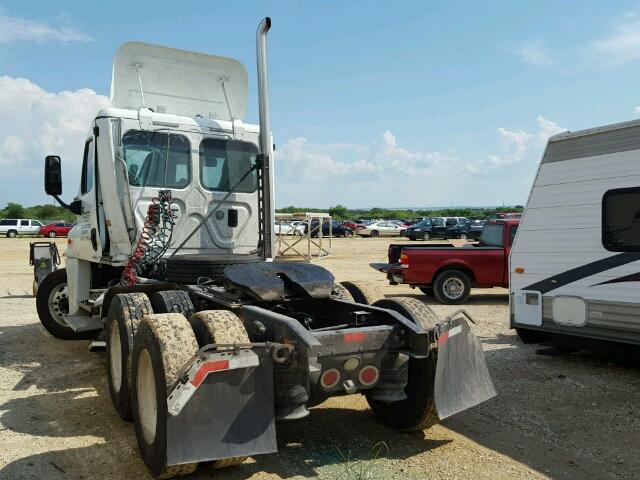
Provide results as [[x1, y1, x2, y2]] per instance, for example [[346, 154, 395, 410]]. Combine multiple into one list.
[[53, 195, 82, 215]]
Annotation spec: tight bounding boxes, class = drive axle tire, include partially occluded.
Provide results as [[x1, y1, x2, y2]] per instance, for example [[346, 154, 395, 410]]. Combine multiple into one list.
[[131, 313, 199, 479], [36, 268, 97, 340], [433, 270, 471, 305], [106, 292, 153, 421], [331, 283, 354, 301], [189, 310, 250, 347], [367, 297, 439, 431], [340, 280, 384, 305], [149, 290, 195, 319]]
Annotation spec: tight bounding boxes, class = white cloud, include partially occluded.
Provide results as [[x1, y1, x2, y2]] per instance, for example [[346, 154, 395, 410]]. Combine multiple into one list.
[[635, 106, 640, 114], [0, 76, 110, 187], [485, 116, 564, 168], [590, 12, 640, 65], [0, 11, 92, 44], [515, 41, 555, 67]]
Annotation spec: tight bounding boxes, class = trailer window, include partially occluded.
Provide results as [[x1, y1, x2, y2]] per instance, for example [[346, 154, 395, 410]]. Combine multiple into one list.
[[602, 187, 640, 251], [123, 131, 191, 189], [480, 224, 504, 247], [199, 139, 258, 193]]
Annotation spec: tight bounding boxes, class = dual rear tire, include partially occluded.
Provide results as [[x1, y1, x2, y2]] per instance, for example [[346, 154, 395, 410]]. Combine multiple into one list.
[[106, 290, 248, 478]]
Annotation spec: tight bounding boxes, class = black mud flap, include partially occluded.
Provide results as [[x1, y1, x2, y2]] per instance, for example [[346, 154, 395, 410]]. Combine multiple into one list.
[[434, 317, 496, 419], [166, 349, 277, 465]]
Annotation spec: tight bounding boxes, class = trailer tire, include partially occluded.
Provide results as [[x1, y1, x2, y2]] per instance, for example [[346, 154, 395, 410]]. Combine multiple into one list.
[[366, 297, 439, 431], [189, 310, 250, 347], [106, 292, 153, 421], [149, 290, 195, 319], [433, 270, 471, 304], [36, 268, 96, 340], [516, 328, 549, 344], [132, 314, 199, 479], [331, 283, 354, 301], [339, 280, 384, 305]]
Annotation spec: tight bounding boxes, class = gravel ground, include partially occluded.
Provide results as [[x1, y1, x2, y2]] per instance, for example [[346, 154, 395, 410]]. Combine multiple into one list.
[[0, 237, 638, 479]]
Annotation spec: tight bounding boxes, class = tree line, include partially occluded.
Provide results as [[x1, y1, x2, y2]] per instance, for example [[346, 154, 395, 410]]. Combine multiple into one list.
[[0, 203, 76, 223], [278, 204, 524, 220]]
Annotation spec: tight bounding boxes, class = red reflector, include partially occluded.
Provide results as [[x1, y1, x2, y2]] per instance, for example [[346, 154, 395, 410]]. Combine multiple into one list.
[[343, 332, 366, 343], [320, 368, 340, 389], [400, 254, 409, 264], [191, 359, 230, 387], [358, 366, 379, 386]]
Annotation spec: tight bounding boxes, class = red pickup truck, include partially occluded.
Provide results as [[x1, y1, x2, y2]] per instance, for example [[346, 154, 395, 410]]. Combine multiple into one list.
[[374, 220, 519, 304]]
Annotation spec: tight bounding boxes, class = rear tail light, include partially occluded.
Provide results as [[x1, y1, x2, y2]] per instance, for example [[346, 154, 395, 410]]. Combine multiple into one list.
[[358, 365, 380, 386], [400, 254, 409, 268], [320, 368, 340, 389]]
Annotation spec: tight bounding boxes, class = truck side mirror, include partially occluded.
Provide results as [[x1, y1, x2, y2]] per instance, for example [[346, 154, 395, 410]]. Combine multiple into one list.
[[45, 156, 63, 196]]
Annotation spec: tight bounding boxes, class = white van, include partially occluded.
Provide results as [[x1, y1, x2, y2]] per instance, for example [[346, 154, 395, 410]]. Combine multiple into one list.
[[510, 119, 640, 346], [0, 219, 44, 237]]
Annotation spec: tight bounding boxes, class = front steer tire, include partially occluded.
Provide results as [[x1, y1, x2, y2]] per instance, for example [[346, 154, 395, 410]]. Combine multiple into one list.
[[340, 280, 384, 305], [106, 292, 153, 421], [131, 314, 199, 479], [367, 297, 439, 431], [36, 268, 97, 340]]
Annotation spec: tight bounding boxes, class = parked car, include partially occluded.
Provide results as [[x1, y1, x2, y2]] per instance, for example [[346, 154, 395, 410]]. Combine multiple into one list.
[[274, 221, 305, 235], [342, 220, 366, 231], [375, 220, 519, 303], [308, 220, 354, 237], [430, 216, 468, 238], [0, 219, 44, 238], [444, 219, 485, 240], [38, 222, 74, 238], [405, 219, 433, 240], [357, 221, 406, 237], [487, 212, 522, 220]]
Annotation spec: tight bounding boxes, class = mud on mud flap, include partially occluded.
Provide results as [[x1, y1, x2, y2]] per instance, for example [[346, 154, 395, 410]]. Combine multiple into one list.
[[434, 317, 496, 419], [166, 348, 277, 465]]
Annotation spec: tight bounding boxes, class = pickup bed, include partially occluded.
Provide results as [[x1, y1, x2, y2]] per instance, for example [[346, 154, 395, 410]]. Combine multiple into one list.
[[374, 220, 519, 304]]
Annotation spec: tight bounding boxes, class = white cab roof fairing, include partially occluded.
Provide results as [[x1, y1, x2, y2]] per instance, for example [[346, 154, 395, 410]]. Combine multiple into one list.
[[110, 42, 247, 121]]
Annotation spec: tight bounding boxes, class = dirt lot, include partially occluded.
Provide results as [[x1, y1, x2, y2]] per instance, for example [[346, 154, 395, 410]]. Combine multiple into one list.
[[0, 236, 639, 479]]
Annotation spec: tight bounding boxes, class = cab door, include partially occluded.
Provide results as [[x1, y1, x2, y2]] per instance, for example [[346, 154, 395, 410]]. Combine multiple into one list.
[[71, 135, 103, 261]]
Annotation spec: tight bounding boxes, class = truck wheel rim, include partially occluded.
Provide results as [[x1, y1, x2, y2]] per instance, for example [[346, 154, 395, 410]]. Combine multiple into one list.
[[137, 349, 157, 445], [109, 321, 122, 393], [443, 278, 464, 300], [48, 284, 70, 327]]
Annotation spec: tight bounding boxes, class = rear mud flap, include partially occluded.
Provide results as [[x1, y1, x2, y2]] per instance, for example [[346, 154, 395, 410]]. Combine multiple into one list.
[[166, 350, 277, 465], [434, 318, 496, 419]]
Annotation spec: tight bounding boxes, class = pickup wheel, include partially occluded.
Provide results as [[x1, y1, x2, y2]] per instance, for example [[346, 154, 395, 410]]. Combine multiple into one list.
[[433, 270, 471, 304], [131, 314, 199, 478], [367, 297, 439, 431], [340, 280, 383, 305]]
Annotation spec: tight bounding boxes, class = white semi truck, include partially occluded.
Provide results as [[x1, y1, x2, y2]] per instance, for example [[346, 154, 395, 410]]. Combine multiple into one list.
[[36, 18, 495, 478]]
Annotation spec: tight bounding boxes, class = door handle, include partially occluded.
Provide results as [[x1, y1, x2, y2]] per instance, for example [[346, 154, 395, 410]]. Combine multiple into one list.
[[90, 228, 98, 251]]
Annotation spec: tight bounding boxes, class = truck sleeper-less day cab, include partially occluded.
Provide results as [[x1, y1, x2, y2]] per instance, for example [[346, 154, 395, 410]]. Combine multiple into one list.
[[377, 220, 519, 304], [511, 119, 640, 347], [35, 19, 495, 479]]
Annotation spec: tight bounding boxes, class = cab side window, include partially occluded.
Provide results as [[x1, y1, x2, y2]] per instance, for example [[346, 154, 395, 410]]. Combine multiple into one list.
[[81, 140, 94, 194]]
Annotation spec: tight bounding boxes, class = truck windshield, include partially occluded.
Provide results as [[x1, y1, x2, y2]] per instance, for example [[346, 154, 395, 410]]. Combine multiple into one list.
[[199, 138, 258, 193], [123, 131, 191, 188], [480, 224, 504, 247]]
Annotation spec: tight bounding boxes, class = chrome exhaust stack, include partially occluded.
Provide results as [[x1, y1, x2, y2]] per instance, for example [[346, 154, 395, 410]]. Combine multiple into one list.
[[256, 17, 273, 260]]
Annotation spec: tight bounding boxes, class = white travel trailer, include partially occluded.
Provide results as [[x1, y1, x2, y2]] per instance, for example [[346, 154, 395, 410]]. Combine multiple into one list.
[[510, 119, 640, 346]]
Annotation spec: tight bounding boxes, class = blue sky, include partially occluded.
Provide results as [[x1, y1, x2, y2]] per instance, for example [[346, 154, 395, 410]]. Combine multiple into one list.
[[1, 1, 640, 208]]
